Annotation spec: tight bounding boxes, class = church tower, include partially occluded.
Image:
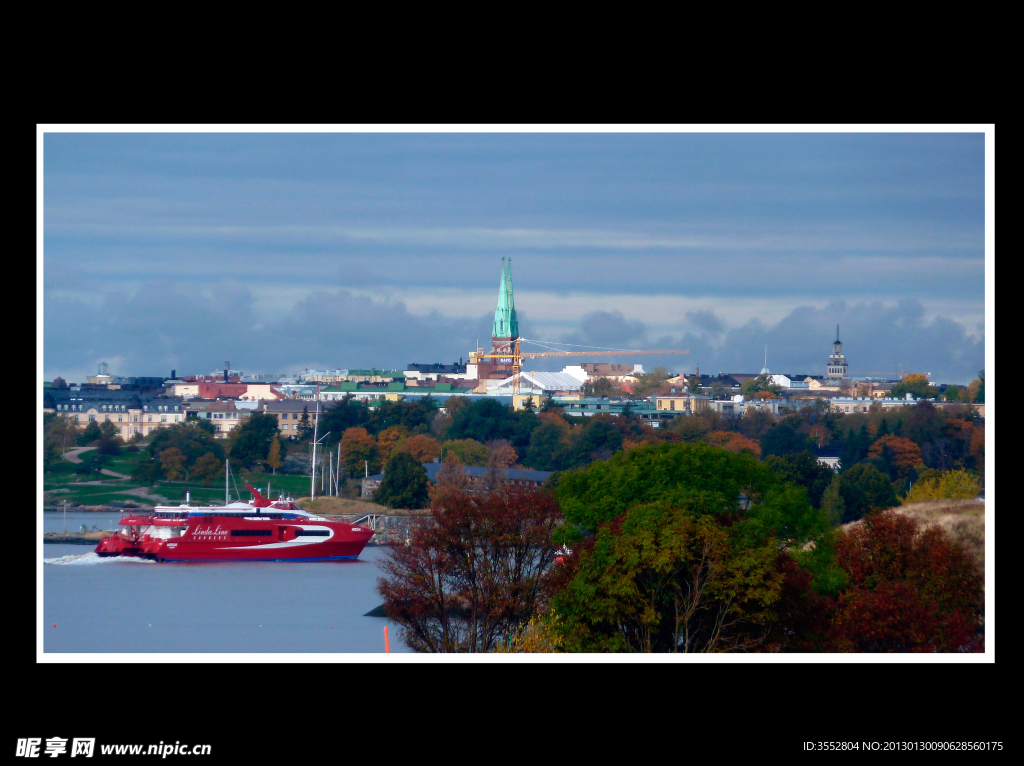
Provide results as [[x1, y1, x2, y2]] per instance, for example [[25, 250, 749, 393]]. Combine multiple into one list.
[[826, 324, 848, 380], [490, 257, 519, 368]]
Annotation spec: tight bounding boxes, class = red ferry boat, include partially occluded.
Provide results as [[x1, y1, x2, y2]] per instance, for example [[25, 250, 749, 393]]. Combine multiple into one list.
[[95, 484, 375, 562]]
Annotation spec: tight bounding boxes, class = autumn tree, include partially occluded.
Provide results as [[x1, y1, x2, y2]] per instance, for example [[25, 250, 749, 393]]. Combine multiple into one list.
[[374, 451, 430, 509], [703, 430, 761, 457], [394, 434, 442, 464], [159, 447, 186, 481], [428, 451, 470, 502], [830, 511, 983, 652], [902, 469, 980, 503], [486, 439, 518, 469], [44, 413, 79, 456], [867, 435, 923, 481], [376, 425, 410, 463], [633, 366, 673, 397], [192, 452, 224, 485], [441, 438, 489, 467], [266, 437, 282, 475], [548, 442, 835, 652], [583, 377, 623, 398], [341, 427, 377, 476], [376, 485, 561, 652], [551, 505, 787, 652]]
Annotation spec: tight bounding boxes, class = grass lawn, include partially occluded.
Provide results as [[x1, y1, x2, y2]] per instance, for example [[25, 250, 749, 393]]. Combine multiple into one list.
[[44, 485, 151, 507]]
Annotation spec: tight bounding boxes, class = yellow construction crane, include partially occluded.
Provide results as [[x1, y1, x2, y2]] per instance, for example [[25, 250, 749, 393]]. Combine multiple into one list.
[[471, 338, 690, 395]]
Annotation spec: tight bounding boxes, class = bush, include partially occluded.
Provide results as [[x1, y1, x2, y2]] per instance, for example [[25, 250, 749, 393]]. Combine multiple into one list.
[[903, 469, 980, 504]]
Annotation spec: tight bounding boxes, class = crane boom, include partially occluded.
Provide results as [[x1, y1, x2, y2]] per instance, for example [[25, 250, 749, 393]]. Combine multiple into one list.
[[471, 339, 689, 394]]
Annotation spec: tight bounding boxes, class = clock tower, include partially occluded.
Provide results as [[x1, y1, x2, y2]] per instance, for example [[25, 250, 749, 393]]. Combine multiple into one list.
[[826, 325, 848, 380]]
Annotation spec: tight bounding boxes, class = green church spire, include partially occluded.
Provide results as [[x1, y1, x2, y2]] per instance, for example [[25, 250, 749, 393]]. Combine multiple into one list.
[[492, 257, 519, 339]]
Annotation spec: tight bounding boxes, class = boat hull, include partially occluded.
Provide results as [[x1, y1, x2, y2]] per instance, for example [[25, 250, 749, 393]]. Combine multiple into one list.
[[95, 514, 375, 562]]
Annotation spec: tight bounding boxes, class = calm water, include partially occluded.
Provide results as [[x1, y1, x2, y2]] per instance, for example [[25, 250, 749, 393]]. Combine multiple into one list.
[[42, 512, 408, 654]]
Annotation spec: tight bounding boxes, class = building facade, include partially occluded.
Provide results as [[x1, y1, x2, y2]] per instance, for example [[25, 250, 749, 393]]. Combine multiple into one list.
[[827, 325, 849, 380], [46, 390, 186, 440]]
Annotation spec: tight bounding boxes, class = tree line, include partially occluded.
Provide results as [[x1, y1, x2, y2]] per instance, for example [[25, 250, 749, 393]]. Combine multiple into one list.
[[376, 441, 984, 653]]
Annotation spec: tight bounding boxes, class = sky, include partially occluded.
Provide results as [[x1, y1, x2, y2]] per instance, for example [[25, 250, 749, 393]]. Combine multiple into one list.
[[42, 130, 987, 385]]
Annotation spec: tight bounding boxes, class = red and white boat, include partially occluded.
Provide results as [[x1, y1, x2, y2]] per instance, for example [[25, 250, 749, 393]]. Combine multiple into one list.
[[95, 484, 374, 562]]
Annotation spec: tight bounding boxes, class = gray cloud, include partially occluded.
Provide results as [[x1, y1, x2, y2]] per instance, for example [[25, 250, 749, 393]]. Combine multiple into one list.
[[686, 309, 725, 336]]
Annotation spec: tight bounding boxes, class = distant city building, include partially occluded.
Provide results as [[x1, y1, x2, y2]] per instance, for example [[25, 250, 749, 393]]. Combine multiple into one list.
[[46, 389, 185, 440], [655, 394, 710, 414], [183, 399, 255, 438], [827, 325, 849, 380], [300, 369, 350, 384]]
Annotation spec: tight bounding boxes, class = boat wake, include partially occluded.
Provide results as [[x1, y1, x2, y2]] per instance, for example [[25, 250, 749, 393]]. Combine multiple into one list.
[[44, 553, 155, 566]]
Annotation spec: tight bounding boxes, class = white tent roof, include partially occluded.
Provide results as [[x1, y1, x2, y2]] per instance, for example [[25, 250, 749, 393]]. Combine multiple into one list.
[[494, 371, 585, 392]]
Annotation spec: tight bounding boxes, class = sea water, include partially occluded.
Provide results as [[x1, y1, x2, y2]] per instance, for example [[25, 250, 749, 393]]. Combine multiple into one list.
[[42, 513, 409, 654]]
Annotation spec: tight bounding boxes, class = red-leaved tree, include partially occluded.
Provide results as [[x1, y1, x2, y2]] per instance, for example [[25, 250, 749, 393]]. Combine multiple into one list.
[[376, 485, 562, 652], [831, 511, 983, 652]]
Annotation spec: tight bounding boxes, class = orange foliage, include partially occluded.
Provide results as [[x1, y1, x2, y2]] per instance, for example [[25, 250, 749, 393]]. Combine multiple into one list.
[[394, 434, 442, 463], [703, 431, 762, 457], [488, 442, 518, 469], [376, 425, 409, 463], [867, 435, 923, 475]]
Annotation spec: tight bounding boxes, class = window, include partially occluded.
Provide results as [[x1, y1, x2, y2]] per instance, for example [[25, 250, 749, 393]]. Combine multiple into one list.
[[230, 529, 272, 537], [160, 416, 167, 422], [88, 415, 95, 421], [294, 529, 329, 537], [148, 415, 153, 422], [118, 416, 123, 422]]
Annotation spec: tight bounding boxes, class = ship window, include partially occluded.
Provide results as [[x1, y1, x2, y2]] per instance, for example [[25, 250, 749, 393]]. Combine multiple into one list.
[[295, 529, 329, 537], [230, 529, 272, 537]]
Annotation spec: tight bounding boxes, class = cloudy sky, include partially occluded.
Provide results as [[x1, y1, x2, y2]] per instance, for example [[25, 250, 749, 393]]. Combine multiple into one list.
[[42, 130, 987, 384]]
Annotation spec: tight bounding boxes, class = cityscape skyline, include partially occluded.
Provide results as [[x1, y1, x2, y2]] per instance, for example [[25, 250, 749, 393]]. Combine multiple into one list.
[[43, 129, 988, 384]]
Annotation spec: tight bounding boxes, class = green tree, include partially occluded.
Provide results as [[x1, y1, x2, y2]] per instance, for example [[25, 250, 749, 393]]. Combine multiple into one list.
[[838, 463, 898, 523], [891, 373, 939, 400], [551, 505, 787, 652], [764, 451, 835, 508], [633, 366, 672, 397], [78, 421, 102, 446], [229, 413, 281, 470], [741, 373, 782, 398], [441, 438, 489, 467], [943, 385, 962, 402], [821, 474, 845, 527], [548, 442, 838, 652], [761, 420, 816, 458], [296, 406, 314, 441], [45, 413, 79, 456], [374, 451, 430, 509], [903, 469, 980, 503], [525, 419, 573, 471], [148, 420, 224, 468]]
